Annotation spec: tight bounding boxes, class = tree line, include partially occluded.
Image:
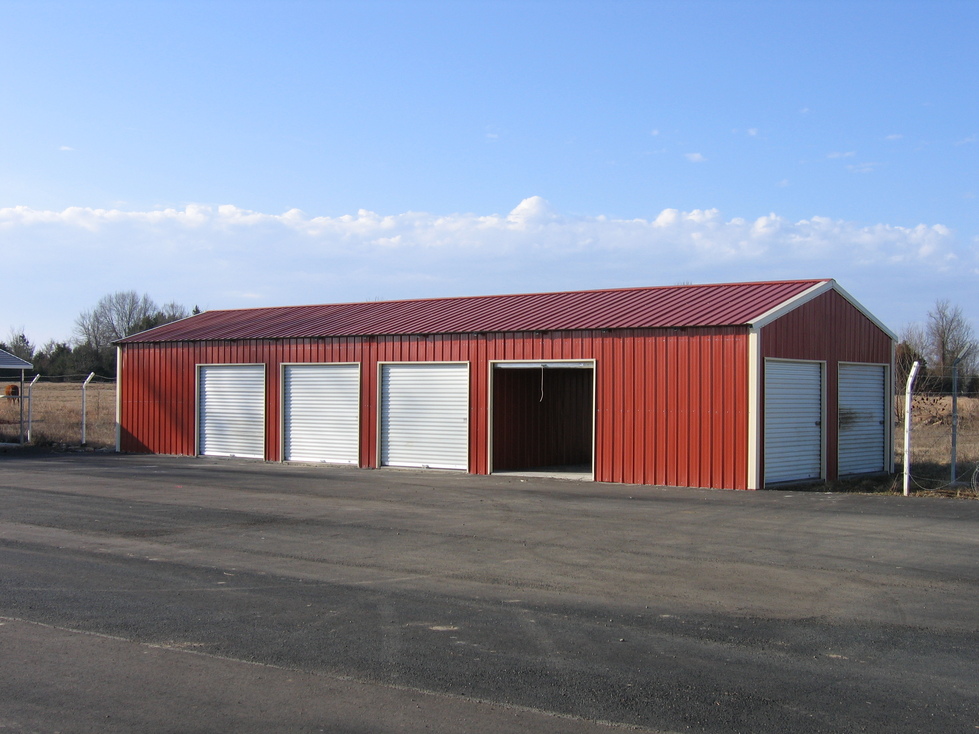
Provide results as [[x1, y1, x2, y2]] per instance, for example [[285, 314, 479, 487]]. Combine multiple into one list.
[[2, 291, 196, 379]]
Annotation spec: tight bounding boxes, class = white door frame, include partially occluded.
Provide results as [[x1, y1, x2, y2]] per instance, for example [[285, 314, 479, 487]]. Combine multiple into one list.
[[377, 361, 471, 471], [487, 359, 596, 479], [763, 358, 826, 486], [196, 363, 266, 459], [837, 361, 891, 476], [280, 362, 361, 465]]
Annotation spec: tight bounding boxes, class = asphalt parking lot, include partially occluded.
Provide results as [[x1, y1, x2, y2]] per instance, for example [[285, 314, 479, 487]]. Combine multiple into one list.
[[0, 453, 977, 733]]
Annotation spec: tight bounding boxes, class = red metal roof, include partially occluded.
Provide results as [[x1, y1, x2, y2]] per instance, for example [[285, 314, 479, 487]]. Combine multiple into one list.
[[118, 279, 829, 343]]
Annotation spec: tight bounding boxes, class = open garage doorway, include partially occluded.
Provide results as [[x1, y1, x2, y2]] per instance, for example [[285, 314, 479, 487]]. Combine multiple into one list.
[[490, 361, 595, 480]]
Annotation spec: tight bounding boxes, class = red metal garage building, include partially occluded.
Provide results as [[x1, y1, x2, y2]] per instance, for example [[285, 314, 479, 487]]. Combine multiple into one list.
[[115, 278, 895, 489]]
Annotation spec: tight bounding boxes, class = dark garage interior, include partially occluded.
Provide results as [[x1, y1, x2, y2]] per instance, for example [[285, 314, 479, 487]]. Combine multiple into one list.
[[491, 364, 593, 474]]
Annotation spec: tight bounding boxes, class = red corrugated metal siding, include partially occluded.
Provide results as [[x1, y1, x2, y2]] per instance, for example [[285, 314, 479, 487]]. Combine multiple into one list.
[[760, 289, 893, 483], [119, 327, 750, 489]]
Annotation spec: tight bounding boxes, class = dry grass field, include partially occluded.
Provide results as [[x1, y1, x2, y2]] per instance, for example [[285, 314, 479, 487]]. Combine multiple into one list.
[[0, 380, 116, 449], [891, 395, 979, 497], [2, 379, 977, 496]]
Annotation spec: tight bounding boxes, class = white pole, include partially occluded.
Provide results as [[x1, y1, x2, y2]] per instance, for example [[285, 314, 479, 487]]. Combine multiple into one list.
[[18, 369, 25, 444], [26, 374, 40, 443], [903, 361, 921, 497], [81, 372, 95, 446]]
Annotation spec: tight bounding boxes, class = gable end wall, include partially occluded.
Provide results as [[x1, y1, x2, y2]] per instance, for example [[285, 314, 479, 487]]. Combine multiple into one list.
[[760, 289, 894, 482]]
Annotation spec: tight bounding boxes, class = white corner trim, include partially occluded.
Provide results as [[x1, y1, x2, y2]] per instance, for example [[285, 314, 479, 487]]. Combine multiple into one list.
[[114, 346, 122, 452], [746, 330, 761, 490]]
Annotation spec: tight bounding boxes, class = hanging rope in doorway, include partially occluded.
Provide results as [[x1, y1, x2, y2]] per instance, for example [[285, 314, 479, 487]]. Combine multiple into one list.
[[540, 364, 544, 402]]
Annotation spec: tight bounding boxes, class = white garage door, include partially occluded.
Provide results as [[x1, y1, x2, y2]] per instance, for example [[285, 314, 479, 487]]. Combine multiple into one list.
[[199, 365, 265, 459], [283, 364, 359, 464], [838, 364, 887, 475], [765, 360, 822, 484], [380, 363, 469, 470]]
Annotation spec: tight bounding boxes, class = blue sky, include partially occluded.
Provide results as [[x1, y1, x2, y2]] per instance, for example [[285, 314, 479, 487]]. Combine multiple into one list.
[[2, 0, 976, 346]]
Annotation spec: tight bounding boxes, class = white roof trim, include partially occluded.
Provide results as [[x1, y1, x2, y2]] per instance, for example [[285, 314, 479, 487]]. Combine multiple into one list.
[[748, 280, 832, 329], [748, 279, 896, 340]]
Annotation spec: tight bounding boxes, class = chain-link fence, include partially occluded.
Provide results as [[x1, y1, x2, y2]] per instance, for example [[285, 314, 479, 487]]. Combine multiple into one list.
[[897, 372, 979, 496], [0, 375, 116, 448]]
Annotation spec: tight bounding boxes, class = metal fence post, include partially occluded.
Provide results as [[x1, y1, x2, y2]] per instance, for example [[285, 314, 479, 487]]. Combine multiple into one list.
[[903, 361, 920, 497], [81, 372, 95, 446], [27, 374, 39, 443], [950, 347, 972, 486]]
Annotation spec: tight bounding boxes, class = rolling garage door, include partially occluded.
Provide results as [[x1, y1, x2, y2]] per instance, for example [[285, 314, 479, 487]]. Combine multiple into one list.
[[765, 360, 822, 484], [283, 364, 360, 464], [198, 365, 265, 458], [838, 364, 887, 475], [380, 363, 469, 470]]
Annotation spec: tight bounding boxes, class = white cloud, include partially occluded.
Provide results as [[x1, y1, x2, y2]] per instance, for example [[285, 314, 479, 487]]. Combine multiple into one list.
[[885, 134, 903, 141], [505, 195, 558, 226], [58, 145, 74, 151], [747, 128, 759, 137], [827, 151, 856, 159], [847, 161, 880, 174], [0, 199, 973, 345], [685, 152, 706, 163], [955, 134, 977, 145]]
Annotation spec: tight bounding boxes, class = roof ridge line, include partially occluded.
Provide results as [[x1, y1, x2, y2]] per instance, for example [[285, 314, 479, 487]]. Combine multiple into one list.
[[198, 278, 831, 315]]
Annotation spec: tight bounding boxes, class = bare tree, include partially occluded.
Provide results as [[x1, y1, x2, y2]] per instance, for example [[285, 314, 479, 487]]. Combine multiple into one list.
[[2, 328, 35, 362], [127, 301, 190, 335], [896, 323, 929, 391], [899, 322, 929, 362], [74, 291, 158, 349], [926, 299, 977, 376], [158, 301, 189, 323]]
